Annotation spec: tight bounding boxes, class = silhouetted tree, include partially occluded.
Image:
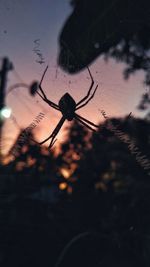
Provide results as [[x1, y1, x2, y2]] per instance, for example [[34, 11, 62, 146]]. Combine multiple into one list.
[[55, 116, 150, 266], [137, 91, 150, 120], [58, 0, 150, 85], [0, 130, 63, 267], [1, 113, 150, 266]]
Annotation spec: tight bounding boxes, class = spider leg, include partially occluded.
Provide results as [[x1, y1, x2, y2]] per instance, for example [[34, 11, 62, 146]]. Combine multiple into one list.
[[36, 91, 60, 110], [48, 116, 66, 148], [38, 65, 53, 100], [30, 116, 66, 148], [36, 65, 49, 100], [76, 84, 98, 110], [29, 133, 53, 146], [75, 116, 96, 132], [49, 136, 57, 149], [37, 65, 59, 110], [75, 113, 99, 128], [38, 84, 59, 109], [76, 67, 94, 107]]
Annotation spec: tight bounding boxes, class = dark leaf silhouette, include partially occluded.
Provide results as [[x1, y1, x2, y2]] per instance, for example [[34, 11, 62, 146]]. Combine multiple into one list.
[[58, 0, 150, 85]]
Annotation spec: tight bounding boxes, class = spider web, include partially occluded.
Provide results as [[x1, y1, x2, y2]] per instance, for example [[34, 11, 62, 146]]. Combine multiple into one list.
[[1, 0, 148, 155]]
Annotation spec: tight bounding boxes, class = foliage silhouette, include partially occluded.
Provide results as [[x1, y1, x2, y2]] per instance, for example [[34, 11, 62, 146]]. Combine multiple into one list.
[[56, 116, 150, 266], [58, 0, 150, 84], [137, 91, 150, 119], [0, 116, 150, 266]]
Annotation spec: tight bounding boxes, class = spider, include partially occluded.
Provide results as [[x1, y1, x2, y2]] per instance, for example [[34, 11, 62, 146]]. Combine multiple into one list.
[[33, 65, 99, 149]]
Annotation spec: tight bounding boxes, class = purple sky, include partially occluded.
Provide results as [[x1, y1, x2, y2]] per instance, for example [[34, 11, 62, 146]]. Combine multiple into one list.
[[0, 0, 147, 155]]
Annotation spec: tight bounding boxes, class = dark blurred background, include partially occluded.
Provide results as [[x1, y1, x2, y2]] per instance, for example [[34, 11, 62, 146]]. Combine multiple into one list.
[[0, 112, 150, 267]]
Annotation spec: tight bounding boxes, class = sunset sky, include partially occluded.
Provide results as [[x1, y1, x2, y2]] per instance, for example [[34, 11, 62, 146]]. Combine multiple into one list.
[[0, 0, 148, 155]]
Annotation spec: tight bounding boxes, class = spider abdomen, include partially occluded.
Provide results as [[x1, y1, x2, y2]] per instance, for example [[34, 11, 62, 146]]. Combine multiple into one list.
[[59, 93, 76, 121]]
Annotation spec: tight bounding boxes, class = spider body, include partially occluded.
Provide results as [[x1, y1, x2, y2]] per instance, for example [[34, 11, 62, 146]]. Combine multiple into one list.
[[34, 66, 99, 148], [59, 93, 76, 121]]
